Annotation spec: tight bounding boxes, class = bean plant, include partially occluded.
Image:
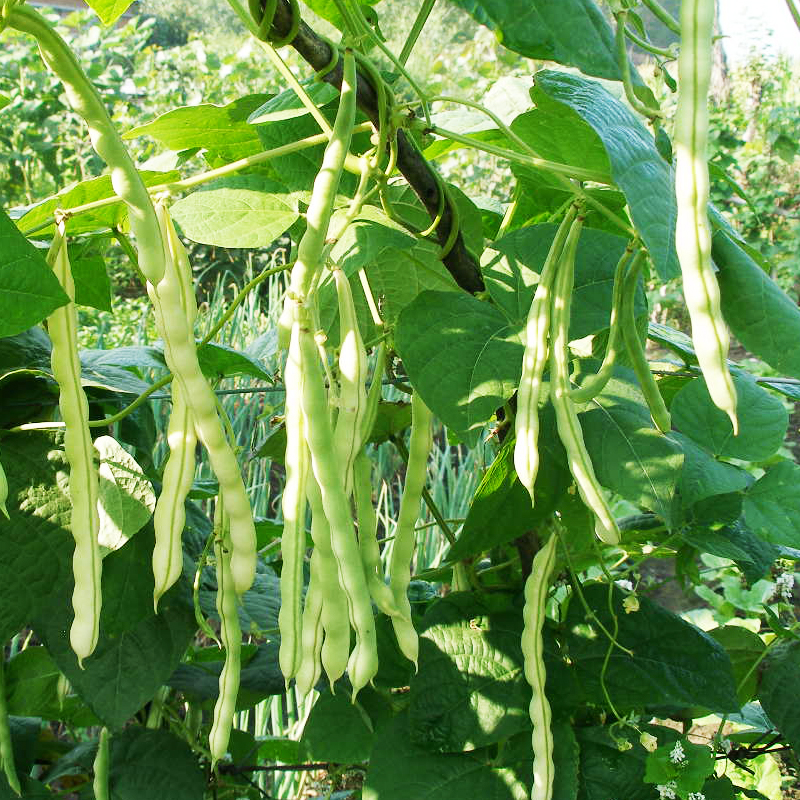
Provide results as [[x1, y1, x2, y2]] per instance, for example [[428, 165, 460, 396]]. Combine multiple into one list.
[[0, 1, 799, 799]]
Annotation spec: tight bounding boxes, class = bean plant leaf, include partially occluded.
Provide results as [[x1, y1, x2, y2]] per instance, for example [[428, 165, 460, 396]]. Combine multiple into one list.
[[363, 710, 530, 800], [565, 585, 739, 713], [0, 208, 68, 337], [446, 0, 623, 81], [533, 70, 679, 280], [124, 95, 269, 159], [743, 461, 800, 549], [169, 176, 298, 248], [670, 373, 788, 462], [485, 224, 644, 337], [301, 690, 375, 763], [83, 0, 134, 25], [577, 726, 654, 800], [579, 381, 684, 525], [758, 640, 800, 754], [301, 0, 380, 31], [395, 290, 522, 446], [195, 341, 274, 382], [105, 728, 206, 800], [15, 171, 180, 237], [70, 253, 112, 312], [713, 231, 800, 380], [33, 529, 196, 730], [707, 626, 766, 706]]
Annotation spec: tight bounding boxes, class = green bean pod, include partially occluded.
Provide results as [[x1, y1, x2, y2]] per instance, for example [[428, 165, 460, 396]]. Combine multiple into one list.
[[0, 453, 9, 520], [620, 252, 671, 433], [675, 0, 738, 433], [294, 547, 325, 701], [549, 218, 620, 546], [152, 204, 199, 611], [353, 451, 403, 619], [7, 6, 165, 285], [92, 727, 110, 800], [514, 207, 578, 502], [306, 474, 351, 688], [278, 321, 310, 682], [277, 50, 358, 347], [569, 245, 634, 404], [0, 658, 20, 796], [295, 314, 378, 697], [209, 507, 241, 768], [146, 240, 256, 596], [47, 227, 102, 665], [332, 267, 368, 497], [388, 391, 433, 667], [521, 533, 558, 800]]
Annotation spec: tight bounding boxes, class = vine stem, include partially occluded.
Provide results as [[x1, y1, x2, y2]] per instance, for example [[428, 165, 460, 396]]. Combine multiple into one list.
[[614, 11, 664, 119], [398, 0, 437, 66], [641, 0, 681, 34], [786, 0, 800, 30]]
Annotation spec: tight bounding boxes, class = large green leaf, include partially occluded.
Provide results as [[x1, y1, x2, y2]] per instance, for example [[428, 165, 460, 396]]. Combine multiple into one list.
[[743, 461, 800, 548], [713, 231, 800, 380], [169, 175, 298, 248], [395, 290, 522, 446], [105, 728, 206, 800], [447, 0, 623, 80], [123, 95, 270, 159], [566, 585, 739, 713], [0, 208, 68, 337], [485, 223, 644, 337], [579, 380, 683, 525], [577, 726, 654, 800], [301, 690, 375, 763], [33, 529, 196, 729], [534, 71, 679, 281], [83, 0, 133, 25], [15, 171, 180, 238], [758, 640, 800, 753], [670, 373, 788, 462]]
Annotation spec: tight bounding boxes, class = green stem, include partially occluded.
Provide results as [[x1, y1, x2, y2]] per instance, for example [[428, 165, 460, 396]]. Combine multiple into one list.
[[640, 0, 681, 34], [398, 0, 437, 66], [496, 183, 521, 239], [624, 25, 675, 59], [786, 0, 800, 30], [614, 11, 664, 119], [21, 126, 372, 237]]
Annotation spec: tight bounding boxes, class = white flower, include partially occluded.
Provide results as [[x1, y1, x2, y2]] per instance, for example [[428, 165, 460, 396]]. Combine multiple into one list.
[[774, 571, 795, 602], [669, 740, 686, 764], [656, 781, 677, 799], [615, 579, 634, 592], [688, 793, 706, 800]]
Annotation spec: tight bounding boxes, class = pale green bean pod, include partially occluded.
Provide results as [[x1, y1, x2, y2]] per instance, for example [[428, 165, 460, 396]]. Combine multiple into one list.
[[521, 533, 558, 800], [0, 452, 9, 521], [209, 505, 241, 768], [295, 313, 378, 697], [549, 217, 620, 545], [294, 548, 325, 700], [47, 225, 102, 666], [92, 727, 110, 800], [388, 391, 433, 667], [514, 207, 577, 502], [278, 322, 310, 682], [675, 0, 738, 433]]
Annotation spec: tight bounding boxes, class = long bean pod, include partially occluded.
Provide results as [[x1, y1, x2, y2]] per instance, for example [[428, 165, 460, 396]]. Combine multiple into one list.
[[0, 657, 20, 796], [277, 50, 358, 346], [675, 0, 738, 432], [521, 533, 558, 800], [278, 323, 310, 682], [294, 548, 325, 700], [514, 207, 578, 502], [569, 245, 634, 404], [620, 251, 671, 433], [47, 225, 102, 665], [92, 727, 110, 800], [209, 504, 241, 768], [295, 314, 378, 697], [6, 6, 164, 285], [549, 217, 620, 545], [0, 452, 9, 520], [388, 391, 433, 667]]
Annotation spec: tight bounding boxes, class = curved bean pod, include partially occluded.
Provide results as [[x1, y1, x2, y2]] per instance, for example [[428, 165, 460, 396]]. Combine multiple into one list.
[[549, 217, 620, 545], [675, 0, 738, 433], [521, 533, 558, 800], [295, 314, 378, 697], [569, 245, 634, 404], [7, 6, 164, 285], [0, 453, 9, 520], [294, 548, 325, 701], [388, 391, 433, 667], [92, 727, 110, 800], [514, 207, 578, 502], [209, 506, 242, 768], [620, 252, 671, 433], [47, 226, 102, 665]]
